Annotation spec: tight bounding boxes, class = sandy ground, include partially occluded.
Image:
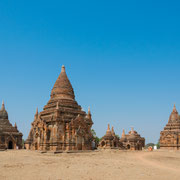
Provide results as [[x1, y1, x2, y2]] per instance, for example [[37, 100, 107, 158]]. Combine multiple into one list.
[[0, 150, 180, 180]]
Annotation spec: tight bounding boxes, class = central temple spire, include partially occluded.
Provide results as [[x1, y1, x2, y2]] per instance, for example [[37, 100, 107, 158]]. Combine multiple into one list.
[[51, 65, 75, 100], [1, 100, 5, 111], [173, 104, 177, 112], [61, 65, 65, 73]]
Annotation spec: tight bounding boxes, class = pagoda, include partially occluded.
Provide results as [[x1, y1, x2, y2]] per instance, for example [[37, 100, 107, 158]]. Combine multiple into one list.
[[25, 65, 93, 151], [0, 101, 23, 150], [160, 105, 180, 150], [99, 124, 121, 149], [119, 127, 145, 150]]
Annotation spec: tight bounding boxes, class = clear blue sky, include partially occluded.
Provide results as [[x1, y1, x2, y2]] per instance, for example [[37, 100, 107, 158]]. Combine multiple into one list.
[[0, 0, 180, 143]]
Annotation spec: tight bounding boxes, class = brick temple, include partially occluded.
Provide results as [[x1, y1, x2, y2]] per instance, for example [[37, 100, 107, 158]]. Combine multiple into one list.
[[99, 125, 145, 150], [0, 101, 23, 150], [120, 127, 145, 150], [160, 105, 180, 150], [99, 124, 122, 149], [25, 65, 93, 151]]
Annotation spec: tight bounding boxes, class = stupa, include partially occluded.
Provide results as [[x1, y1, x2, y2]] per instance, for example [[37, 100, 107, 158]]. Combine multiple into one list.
[[25, 65, 93, 151], [99, 124, 120, 149], [0, 101, 23, 150], [119, 127, 145, 150], [160, 104, 180, 150]]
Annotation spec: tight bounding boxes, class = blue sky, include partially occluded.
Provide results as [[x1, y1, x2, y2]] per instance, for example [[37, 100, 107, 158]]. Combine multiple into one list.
[[0, 0, 180, 143]]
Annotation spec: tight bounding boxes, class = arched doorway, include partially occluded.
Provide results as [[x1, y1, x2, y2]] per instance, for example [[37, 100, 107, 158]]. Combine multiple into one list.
[[77, 136, 82, 150], [47, 130, 51, 141], [127, 144, 130, 150], [137, 144, 141, 150], [101, 141, 105, 147], [8, 141, 13, 149]]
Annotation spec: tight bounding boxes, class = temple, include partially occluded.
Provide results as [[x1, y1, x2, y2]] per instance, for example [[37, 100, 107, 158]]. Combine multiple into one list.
[[99, 125, 145, 150], [25, 65, 93, 151], [0, 101, 23, 150], [120, 127, 145, 150], [99, 124, 121, 149], [160, 104, 180, 150]]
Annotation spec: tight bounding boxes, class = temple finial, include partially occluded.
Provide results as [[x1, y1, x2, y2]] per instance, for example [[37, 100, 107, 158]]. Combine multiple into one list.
[[36, 107, 38, 115], [131, 127, 134, 133], [173, 104, 177, 112], [61, 65, 65, 73], [14, 122, 17, 128], [112, 126, 114, 133], [1, 100, 5, 110], [107, 124, 110, 131], [122, 129, 125, 136], [88, 106, 91, 114], [111, 126, 115, 136]]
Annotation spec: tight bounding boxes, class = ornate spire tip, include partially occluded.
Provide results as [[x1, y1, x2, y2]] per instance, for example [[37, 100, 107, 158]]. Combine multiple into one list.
[[36, 107, 38, 115], [173, 104, 177, 112], [61, 65, 65, 73], [88, 106, 91, 114], [1, 100, 5, 110], [107, 124, 110, 130]]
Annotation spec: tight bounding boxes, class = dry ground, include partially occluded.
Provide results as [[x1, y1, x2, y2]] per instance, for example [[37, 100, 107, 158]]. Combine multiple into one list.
[[0, 149, 180, 180]]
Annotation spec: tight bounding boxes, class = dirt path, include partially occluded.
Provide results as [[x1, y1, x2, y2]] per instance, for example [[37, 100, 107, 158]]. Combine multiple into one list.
[[0, 150, 180, 180], [135, 151, 180, 173]]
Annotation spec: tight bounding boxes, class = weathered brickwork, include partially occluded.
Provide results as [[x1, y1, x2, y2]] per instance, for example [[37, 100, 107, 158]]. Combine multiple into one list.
[[99, 125, 145, 150], [0, 101, 23, 150], [25, 66, 93, 151], [160, 105, 180, 150]]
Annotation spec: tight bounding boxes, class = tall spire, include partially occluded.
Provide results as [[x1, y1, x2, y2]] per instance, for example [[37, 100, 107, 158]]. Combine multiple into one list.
[[88, 106, 91, 115], [173, 104, 177, 112], [61, 65, 65, 73], [1, 100, 5, 110], [131, 127, 134, 134], [104, 124, 113, 138], [36, 107, 38, 115], [169, 104, 179, 122], [122, 129, 125, 137], [51, 65, 75, 100], [111, 126, 115, 136], [107, 124, 110, 131]]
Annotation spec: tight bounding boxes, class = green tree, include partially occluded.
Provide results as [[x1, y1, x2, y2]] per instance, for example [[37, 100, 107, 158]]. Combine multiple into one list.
[[91, 129, 100, 147]]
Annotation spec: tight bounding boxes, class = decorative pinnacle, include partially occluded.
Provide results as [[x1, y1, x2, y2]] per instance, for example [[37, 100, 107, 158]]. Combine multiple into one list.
[[131, 127, 134, 133], [173, 104, 177, 112], [14, 122, 17, 128], [112, 126, 114, 132], [61, 65, 65, 73], [36, 107, 38, 115], [88, 106, 91, 114], [122, 129, 125, 136], [107, 124, 110, 131], [1, 100, 5, 110]]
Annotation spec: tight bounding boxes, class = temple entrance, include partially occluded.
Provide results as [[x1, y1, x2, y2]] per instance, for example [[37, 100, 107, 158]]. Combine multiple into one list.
[[8, 141, 13, 149], [127, 144, 130, 150], [101, 141, 105, 147], [47, 130, 51, 141], [77, 143, 82, 150], [77, 136, 82, 150], [137, 144, 141, 150], [114, 142, 117, 147]]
